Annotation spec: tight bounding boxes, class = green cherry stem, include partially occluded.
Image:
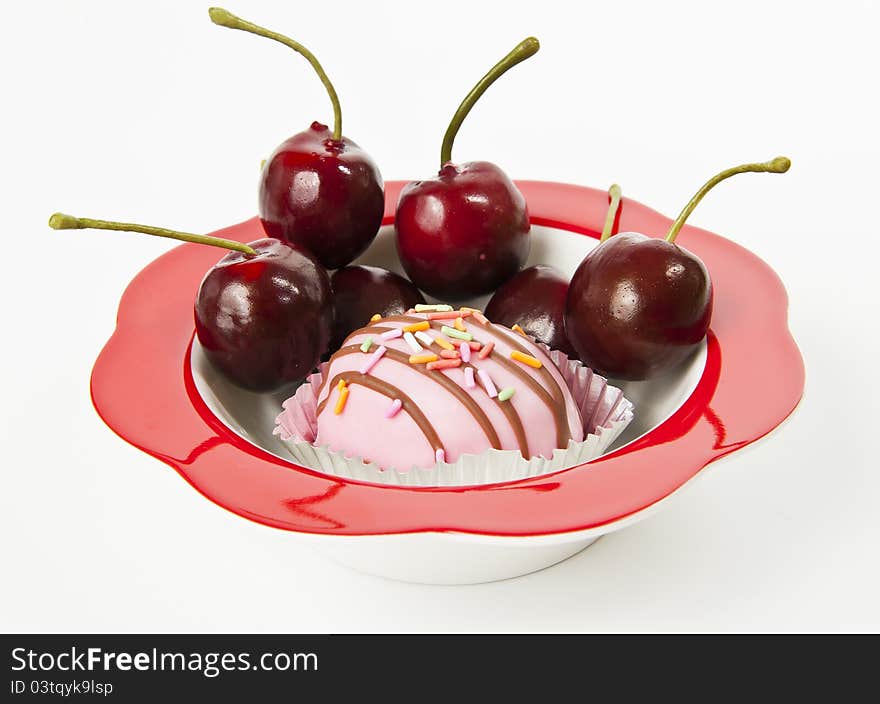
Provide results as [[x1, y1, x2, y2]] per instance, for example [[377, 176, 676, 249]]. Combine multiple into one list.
[[440, 37, 540, 168], [209, 7, 343, 141], [600, 184, 622, 243], [665, 156, 791, 243], [48, 213, 257, 255]]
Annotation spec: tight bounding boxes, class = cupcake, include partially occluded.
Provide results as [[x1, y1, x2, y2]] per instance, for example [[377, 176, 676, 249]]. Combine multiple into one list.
[[275, 304, 633, 485]]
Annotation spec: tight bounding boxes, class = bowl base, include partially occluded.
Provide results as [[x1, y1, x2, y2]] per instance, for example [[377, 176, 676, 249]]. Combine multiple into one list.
[[296, 532, 600, 585]]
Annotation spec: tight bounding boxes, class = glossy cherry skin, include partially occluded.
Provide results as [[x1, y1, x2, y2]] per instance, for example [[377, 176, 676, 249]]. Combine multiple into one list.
[[195, 238, 333, 391], [260, 121, 384, 269], [328, 265, 425, 353], [485, 265, 577, 358], [395, 161, 530, 299], [565, 233, 713, 380]]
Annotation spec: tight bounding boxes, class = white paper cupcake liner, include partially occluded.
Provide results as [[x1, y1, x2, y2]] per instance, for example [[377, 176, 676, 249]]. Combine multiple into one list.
[[273, 347, 634, 487]]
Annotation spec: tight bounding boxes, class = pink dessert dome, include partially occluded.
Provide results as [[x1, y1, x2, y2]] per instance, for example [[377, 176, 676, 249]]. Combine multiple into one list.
[[310, 304, 584, 471]]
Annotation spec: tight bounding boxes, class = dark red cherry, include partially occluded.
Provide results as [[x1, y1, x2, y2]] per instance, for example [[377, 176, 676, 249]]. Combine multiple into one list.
[[485, 265, 577, 358], [329, 265, 425, 353], [396, 162, 529, 300], [566, 233, 712, 379], [48, 213, 333, 391], [210, 8, 384, 269], [195, 239, 332, 390], [565, 158, 790, 380], [260, 123, 383, 269], [395, 38, 539, 300]]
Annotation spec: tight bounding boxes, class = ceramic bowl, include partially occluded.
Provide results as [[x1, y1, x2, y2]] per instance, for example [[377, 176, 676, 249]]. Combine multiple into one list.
[[91, 181, 804, 584]]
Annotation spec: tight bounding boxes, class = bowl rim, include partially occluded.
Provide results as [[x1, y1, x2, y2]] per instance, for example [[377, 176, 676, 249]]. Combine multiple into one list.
[[90, 180, 805, 537]]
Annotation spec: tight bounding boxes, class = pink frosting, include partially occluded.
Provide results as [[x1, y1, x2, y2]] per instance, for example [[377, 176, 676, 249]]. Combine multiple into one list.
[[308, 310, 584, 471]]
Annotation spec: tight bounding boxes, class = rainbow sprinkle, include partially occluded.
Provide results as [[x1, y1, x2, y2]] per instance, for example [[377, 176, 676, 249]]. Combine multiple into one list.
[[512, 324, 528, 337], [464, 367, 476, 388], [439, 349, 461, 359], [336, 379, 347, 392], [334, 384, 350, 414], [477, 369, 498, 398], [380, 328, 403, 340], [359, 345, 386, 374], [359, 337, 373, 353], [414, 330, 435, 348], [510, 350, 543, 369], [471, 310, 489, 325], [441, 325, 473, 341], [477, 340, 495, 359], [434, 336, 455, 351], [435, 448, 446, 463], [403, 331, 422, 353], [463, 340, 482, 351], [370, 313, 382, 322], [426, 310, 469, 321], [453, 317, 467, 332], [497, 387, 516, 402], [409, 353, 439, 364], [414, 304, 453, 312], [460, 342, 472, 363], [385, 398, 402, 418], [403, 321, 430, 333], [426, 358, 461, 371]]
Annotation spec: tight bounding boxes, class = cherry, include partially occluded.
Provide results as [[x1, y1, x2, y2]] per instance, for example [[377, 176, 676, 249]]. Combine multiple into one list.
[[565, 157, 791, 380], [395, 38, 539, 300], [328, 266, 425, 354], [210, 8, 384, 269], [48, 213, 332, 391], [484, 185, 623, 359], [484, 266, 576, 358]]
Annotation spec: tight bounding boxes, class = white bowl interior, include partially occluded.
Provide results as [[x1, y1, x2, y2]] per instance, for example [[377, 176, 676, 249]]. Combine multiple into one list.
[[190, 225, 707, 471]]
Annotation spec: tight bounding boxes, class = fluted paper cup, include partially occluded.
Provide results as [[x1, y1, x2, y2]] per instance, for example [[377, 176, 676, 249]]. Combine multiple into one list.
[[274, 348, 633, 487]]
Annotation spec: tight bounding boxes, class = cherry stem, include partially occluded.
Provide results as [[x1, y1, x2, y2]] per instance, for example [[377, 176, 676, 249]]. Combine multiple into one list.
[[600, 184, 622, 242], [209, 7, 343, 141], [48, 213, 257, 255], [440, 37, 540, 168], [665, 156, 791, 243]]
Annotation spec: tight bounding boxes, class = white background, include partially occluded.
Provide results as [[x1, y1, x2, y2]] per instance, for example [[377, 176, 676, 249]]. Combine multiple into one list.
[[2, 0, 878, 632]]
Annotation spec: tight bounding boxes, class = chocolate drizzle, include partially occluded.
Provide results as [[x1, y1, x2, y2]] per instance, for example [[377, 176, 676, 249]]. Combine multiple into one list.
[[323, 345, 503, 451], [316, 371, 444, 454], [317, 312, 572, 462], [436, 318, 571, 449], [486, 388, 529, 459]]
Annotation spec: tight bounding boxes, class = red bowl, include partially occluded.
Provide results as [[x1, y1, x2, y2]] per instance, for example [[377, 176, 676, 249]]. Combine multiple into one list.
[[91, 181, 804, 576]]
